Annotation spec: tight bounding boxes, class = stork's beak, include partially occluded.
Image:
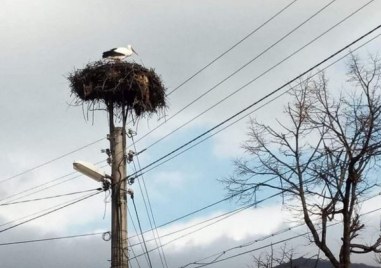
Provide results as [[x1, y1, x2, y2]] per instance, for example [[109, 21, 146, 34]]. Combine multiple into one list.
[[132, 48, 138, 56]]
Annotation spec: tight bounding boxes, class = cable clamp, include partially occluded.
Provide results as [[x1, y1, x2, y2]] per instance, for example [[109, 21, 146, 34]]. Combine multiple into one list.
[[126, 128, 137, 138], [102, 179, 111, 191], [101, 148, 111, 157], [102, 231, 111, 241], [127, 150, 135, 163], [127, 188, 134, 199], [127, 176, 135, 185]]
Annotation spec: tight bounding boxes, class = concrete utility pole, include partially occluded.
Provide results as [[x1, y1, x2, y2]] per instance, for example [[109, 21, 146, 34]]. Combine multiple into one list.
[[110, 126, 128, 268], [69, 55, 166, 267]]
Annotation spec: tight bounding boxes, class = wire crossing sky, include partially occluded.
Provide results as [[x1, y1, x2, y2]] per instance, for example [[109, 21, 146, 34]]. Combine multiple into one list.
[[0, 1, 381, 267], [126, 22, 381, 180], [0, 0, 299, 185]]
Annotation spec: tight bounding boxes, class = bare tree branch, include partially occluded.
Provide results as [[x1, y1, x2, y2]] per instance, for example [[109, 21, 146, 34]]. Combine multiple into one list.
[[224, 55, 381, 268]]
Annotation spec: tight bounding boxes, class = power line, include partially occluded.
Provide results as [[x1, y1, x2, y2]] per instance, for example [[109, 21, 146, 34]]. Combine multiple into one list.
[[129, 240, 143, 268], [2, 190, 379, 263], [180, 198, 381, 268], [191, 208, 381, 268], [130, 99, 381, 241], [128, 175, 269, 242], [0, 232, 105, 246], [129, 190, 277, 248], [0, 137, 105, 185], [179, 220, 307, 268], [196, 234, 312, 268], [129, 191, 283, 260], [166, 0, 298, 96], [125, 21, 381, 180], [153, 179, 260, 230], [129, 176, 381, 261], [179, 223, 307, 268], [0, 0, 358, 191], [131, 185, 380, 249], [0, 0, 298, 187], [0, 196, 257, 250], [0, 194, 93, 229], [0, 190, 103, 234], [0, 172, 77, 203], [128, 36, 381, 254], [130, 167, 168, 268], [128, 208, 152, 266], [131, 195, 154, 268], [131, 30, 381, 181], [0, 188, 101, 206], [130, 135, 169, 268], [0, 161, 108, 205], [138, 0, 374, 152], [135, 0, 337, 145], [128, 177, 284, 249], [0, 1, 371, 191]]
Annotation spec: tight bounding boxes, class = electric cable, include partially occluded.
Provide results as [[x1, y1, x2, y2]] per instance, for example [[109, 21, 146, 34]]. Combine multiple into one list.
[[0, 161, 108, 205], [0, 190, 103, 234], [131, 30, 381, 180], [179, 200, 381, 267], [130, 178, 285, 247], [0, 0, 298, 187], [0, 172, 78, 203], [129, 185, 381, 262], [132, 46, 380, 257], [129, 208, 152, 266], [130, 135, 169, 268], [135, 0, 338, 145], [129, 240, 143, 268], [129, 191, 284, 260], [0, 231, 105, 246], [0, 188, 102, 206], [131, 195, 154, 268], [0, 137, 105, 184], [0, 192, 103, 229], [124, 22, 381, 181], [130, 168, 377, 244], [179, 222, 306, 268], [2, 191, 378, 265], [0, 1, 371, 190], [138, 0, 374, 151], [131, 160, 168, 268], [130, 188, 279, 248], [128, 174, 268, 241], [0, 182, 378, 267], [0, 6, 378, 266], [0, 1, 364, 191], [192, 208, 381, 268], [166, 0, 298, 96]]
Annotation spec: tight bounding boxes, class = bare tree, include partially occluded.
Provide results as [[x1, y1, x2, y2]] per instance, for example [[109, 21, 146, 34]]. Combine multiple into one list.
[[249, 244, 296, 268], [223, 55, 381, 268]]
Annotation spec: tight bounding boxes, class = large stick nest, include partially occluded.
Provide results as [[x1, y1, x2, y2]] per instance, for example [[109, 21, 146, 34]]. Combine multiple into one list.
[[68, 61, 167, 117]]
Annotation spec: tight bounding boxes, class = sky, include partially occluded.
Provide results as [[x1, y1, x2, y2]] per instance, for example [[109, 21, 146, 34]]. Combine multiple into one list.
[[0, 0, 381, 267]]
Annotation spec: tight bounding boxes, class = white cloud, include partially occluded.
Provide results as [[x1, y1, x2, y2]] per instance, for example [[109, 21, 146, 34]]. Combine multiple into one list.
[[150, 171, 188, 191], [136, 204, 286, 253]]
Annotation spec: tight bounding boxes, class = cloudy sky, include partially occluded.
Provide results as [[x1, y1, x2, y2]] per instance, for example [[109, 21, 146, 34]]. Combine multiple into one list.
[[1, 0, 381, 267]]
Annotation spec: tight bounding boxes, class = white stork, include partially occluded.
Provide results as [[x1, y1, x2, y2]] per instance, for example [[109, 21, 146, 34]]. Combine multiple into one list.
[[102, 45, 138, 60]]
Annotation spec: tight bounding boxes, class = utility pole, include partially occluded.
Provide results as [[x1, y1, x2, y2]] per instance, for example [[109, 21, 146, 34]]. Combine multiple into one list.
[[110, 126, 128, 268], [69, 56, 166, 267]]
